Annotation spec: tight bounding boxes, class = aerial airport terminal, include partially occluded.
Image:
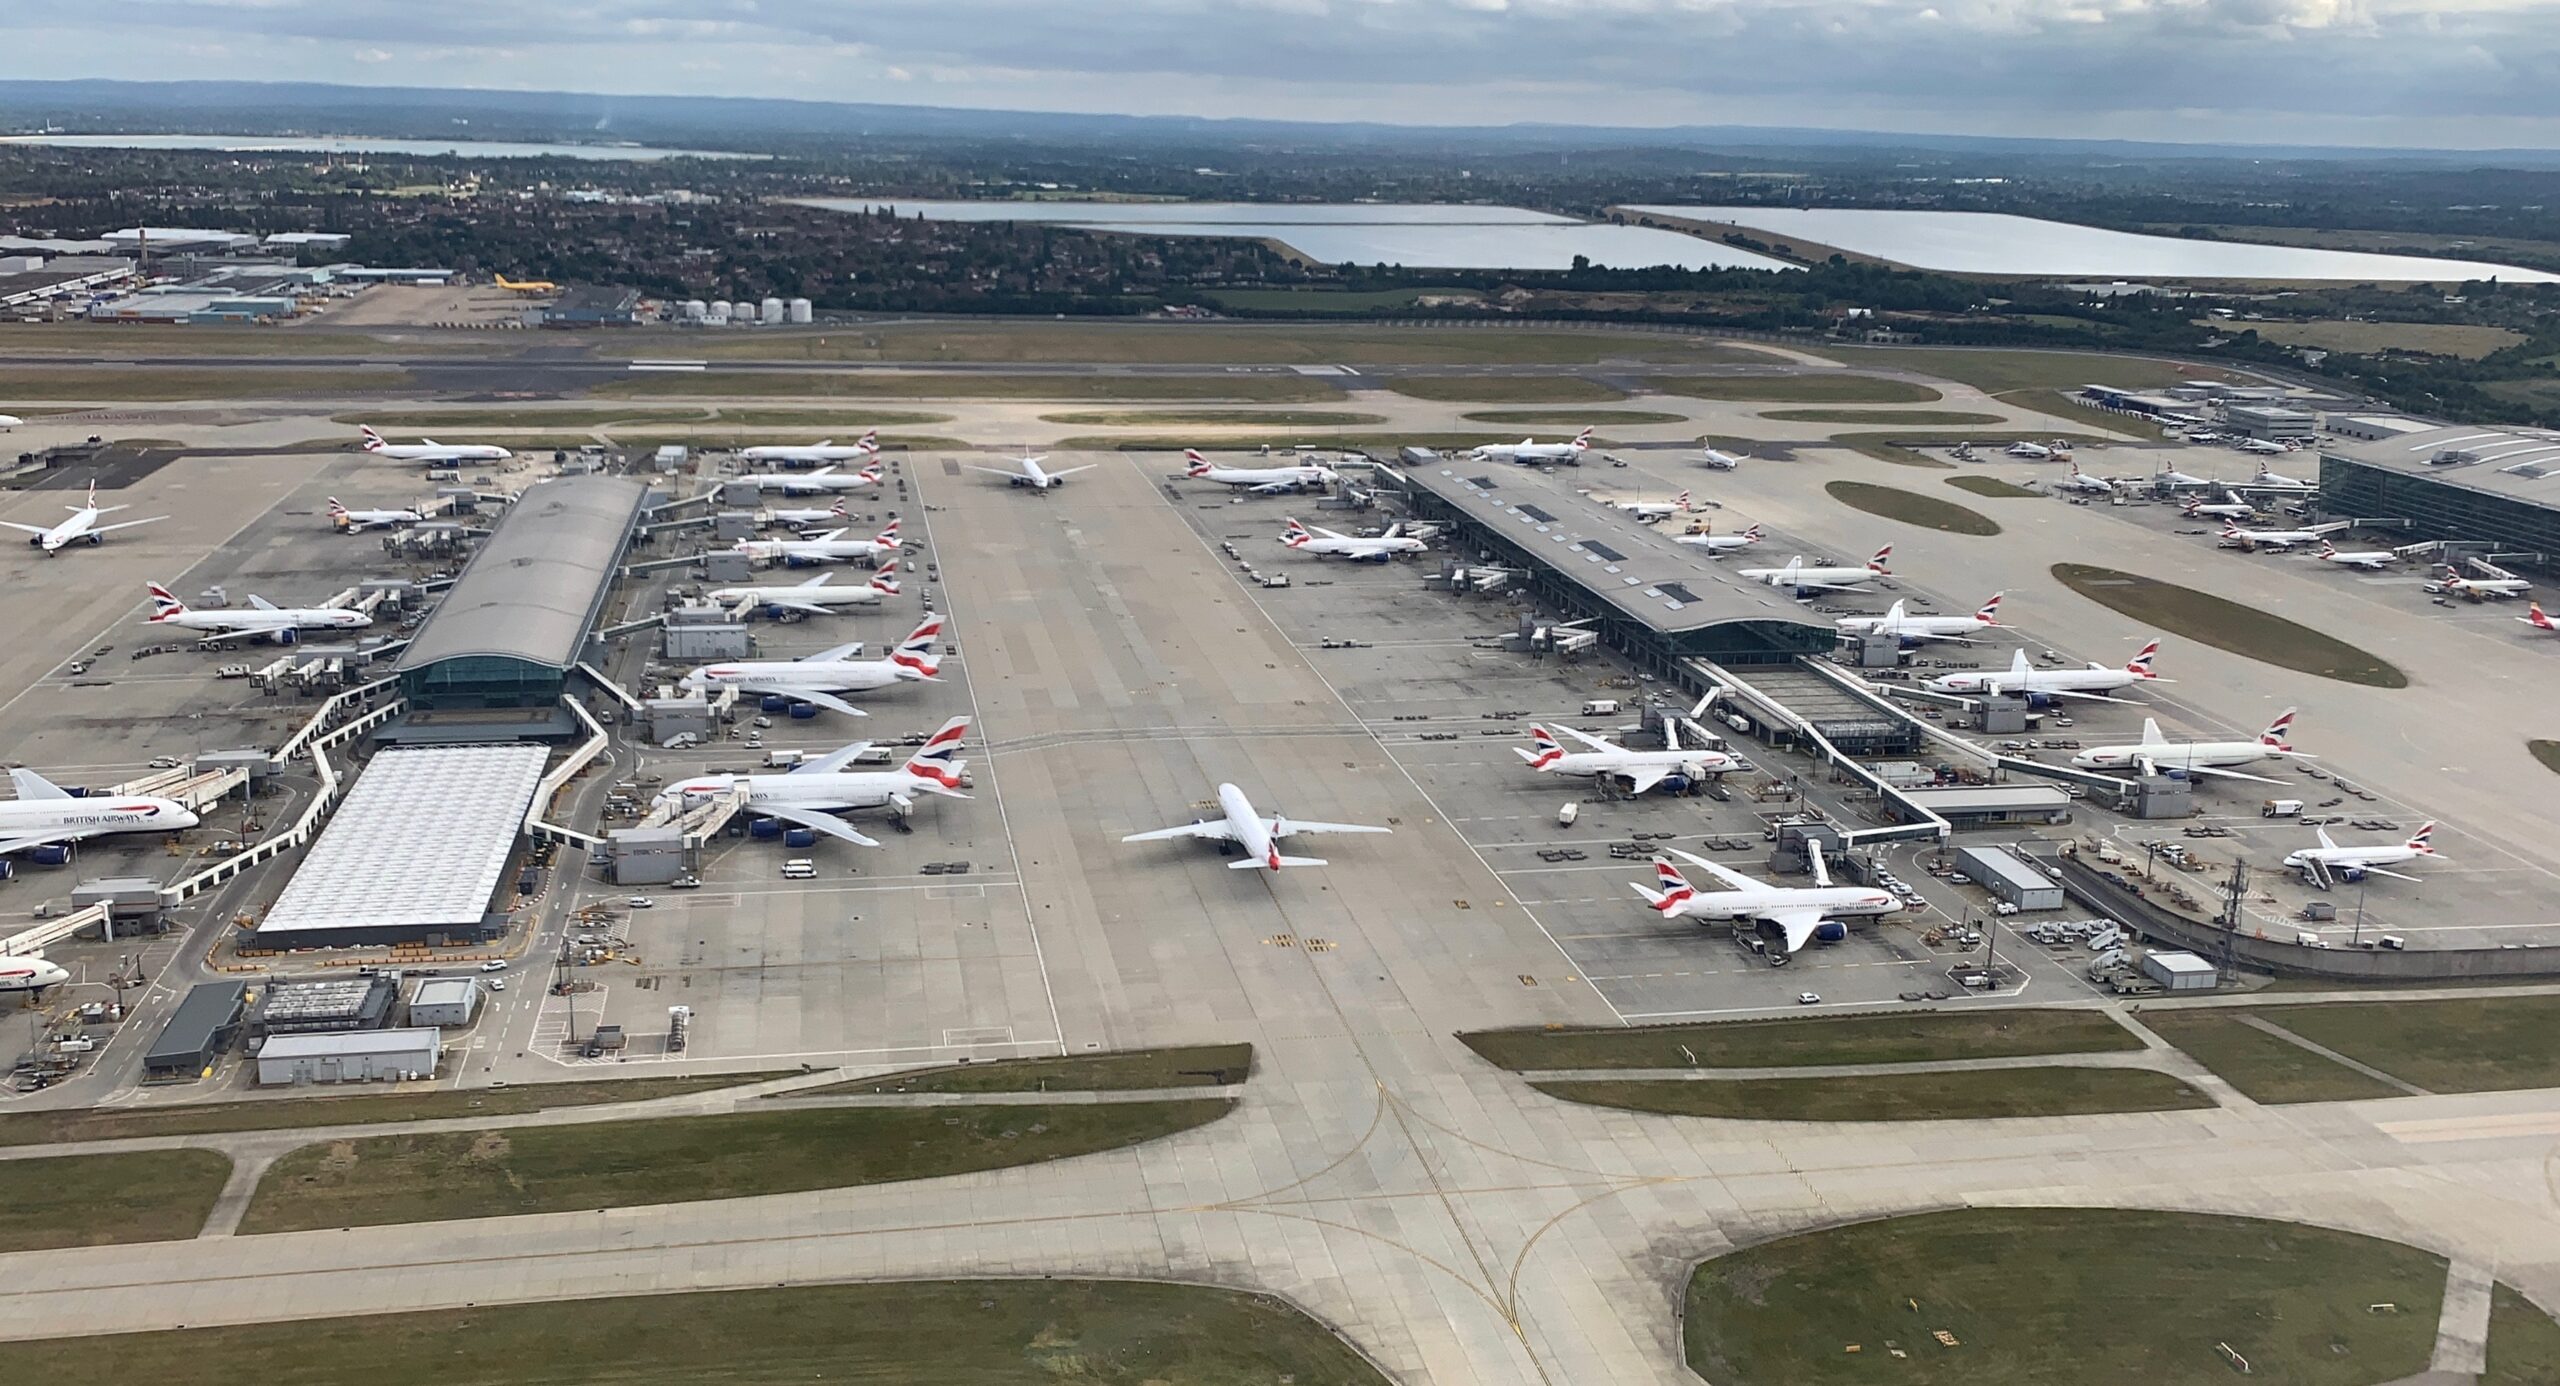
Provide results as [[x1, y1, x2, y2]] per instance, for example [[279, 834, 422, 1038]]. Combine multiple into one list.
[[2, 313, 2559, 1381]]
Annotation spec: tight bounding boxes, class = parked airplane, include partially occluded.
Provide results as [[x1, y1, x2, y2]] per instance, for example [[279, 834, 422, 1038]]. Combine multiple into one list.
[[1282, 517, 1426, 561], [655, 718, 973, 847], [2283, 822, 2442, 884], [706, 562, 902, 617], [492, 274, 557, 295], [1516, 703, 1740, 795], [0, 767, 199, 856], [1, 482, 163, 554], [2070, 709, 2305, 784], [357, 426, 512, 464], [1183, 449, 1338, 494], [2518, 602, 2557, 635], [2316, 540, 2396, 571], [2056, 464, 2116, 496], [2183, 429, 2224, 444], [2152, 462, 2218, 488], [765, 499, 850, 529], [1670, 522, 1763, 554], [1736, 546, 1892, 593], [2181, 494, 2257, 521], [2237, 437, 2295, 456], [2250, 462, 2314, 490], [2439, 570, 2533, 600], [1698, 446, 1745, 471], [2003, 441, 2058, 460], [1120, 781, 1389, 871], [0, 953, 69, 996], [741, 464, 884, 496], [1614, 491, 1690, 522], [736, 518, 902, 567], [2221, 520, 2350, 551], [740, 431, 878, 466], [1632, 847, 1898, 963], [144, 582, 368, 645], [327, 497, 425, 531], [679, 613, 942, 715], [1924, 640, 2167, 705], [0, 414, 22, 431], [968, 452, 1096, 490], [1469, 428, 1593, 465], [1836, 594, 2002, 646]]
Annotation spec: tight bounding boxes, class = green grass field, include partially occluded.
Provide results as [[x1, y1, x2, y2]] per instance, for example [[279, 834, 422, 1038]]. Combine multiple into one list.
[[1536, 1068, 2207, 1122], [0, 1073, 789, 1148], [2489, 1284, 2560, 1385], [2241, 995, 2560, 1094], [1822, 347, 2235, 395], [1826, 480, 2001, 536], [1460, 1009, 2141, 1072], [0, 1149, 232, 1252], [2052, 564, 2409, 688], [1460, 408, 1689, 425], [0, 325, 486, 358], [241, 1100, 1229, 1234], [806, 1044, 1254, 1096], [2136, 1012, 2404, 1105], [1646, 374, 1942, 404], [7, 1280, 1390, 1386], [1035, 409, 1385, 427], [2534, 740, 2560, 775], [1383, 375, 1631, 403], [594, 371, 1343, 402], [681, 322, 1751, 367], [2210, 318, 2525, 360], [1685, 1207, 2447, 1386], [1761, 408, 2003, 425], [8, 367, 420, 399], [335, 408, 956, 429], [1204, 285, 1483, 313], [1944, 475, 2043, 498]]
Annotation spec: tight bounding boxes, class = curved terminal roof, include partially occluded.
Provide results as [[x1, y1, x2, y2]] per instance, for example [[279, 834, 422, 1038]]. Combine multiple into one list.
[[395, 476, 647, 673]]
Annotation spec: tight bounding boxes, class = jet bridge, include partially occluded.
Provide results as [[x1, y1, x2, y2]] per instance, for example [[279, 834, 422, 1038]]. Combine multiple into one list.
[[1690, 657, 1948, 848]]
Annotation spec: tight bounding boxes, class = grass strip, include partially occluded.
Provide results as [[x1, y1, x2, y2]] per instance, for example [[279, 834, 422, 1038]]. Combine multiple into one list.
[[2137, 1012, 2404, 1104], [0, 1149, 232, 1251], [2053, 564, 2408, 688], [801, 1044, 1254, 1096], [1538, 1067, 2207, 1122], [1646, 374, 1941, 403], [0, 1072, 792, 1148], [1461, 1009, 2140, 1072], [1827, 479, 2001, 535]]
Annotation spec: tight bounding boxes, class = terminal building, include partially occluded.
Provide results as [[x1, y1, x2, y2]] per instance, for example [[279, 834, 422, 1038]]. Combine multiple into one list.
[[2318, 422, 2560, 565]]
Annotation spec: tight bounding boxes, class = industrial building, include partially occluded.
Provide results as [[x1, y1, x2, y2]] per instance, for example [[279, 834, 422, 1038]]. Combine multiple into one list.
[[1891, 784, 2074, 827], [2222, 405, 2321, 441], [390, 474, 647, 738], [247, 745, 552, 949], [2141, 951, 2219, 993], [143, 980, 247, 1079], [255, 1028, 440, 1085], [1954, 846, 2066, 911], [2319, 422, 2560, 564], [407, 977, 485, 1028], [254, 975, 399, 1037], [543, 285, 645, 327]]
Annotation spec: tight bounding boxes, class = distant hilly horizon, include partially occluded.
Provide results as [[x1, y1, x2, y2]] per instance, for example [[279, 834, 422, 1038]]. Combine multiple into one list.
[[4, 78, 2558, 168]]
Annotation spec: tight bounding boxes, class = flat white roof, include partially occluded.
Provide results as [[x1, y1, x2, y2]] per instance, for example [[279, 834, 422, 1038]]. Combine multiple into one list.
[[411, 978, 482, 1005], [258, 1027, 441, 1059], [257, 746, 549, 938], [2147, 951, 2218, 975]]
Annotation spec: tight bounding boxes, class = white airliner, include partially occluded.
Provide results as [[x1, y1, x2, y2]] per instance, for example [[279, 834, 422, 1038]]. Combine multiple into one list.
[[0, 414, 23, 432], [2, 482, 163, 555], [707, 562, 901, 617], [2182, 494, 2257, 521], [2237, 437, 2295, 456], [2056, 464, 2115, 496], [1632, 847, 1898, 963], [358, 426, 512, 464], [1121, 781, 1389, 871], [145, 582, 369, 645], [2251, 462, 2314, 490], [1183, 450, 1338, 494], [0, 953, 70, 996], [2222, 520, 2350, 551], [2316, 540, 2396, 572], [2518, 602, 2557, 635], [1698, 446, 1745, 471], [2154, 464, 2218, 489], [2070, 709, 2306, 784], [765, 499, 850, 529], [968, 452, 1096, 490], [1737, 546, 1892, 593], [655, 718, 971, 848], [1281, 517, 1427, 561], [1516, 707, 1740, 795], [1925, 640, 2167, 704], [743, 464, 884, 496], [740, 431, 878, 466], [327, 497, 426, 531], [2004, 441, 2065, 460], [1836, 594, 2002, 646], [1469, 428, 1593, 465], [2440, 570, 2533, 600], [737, 518, 902, 567], [1614, 491, 1690, 522], [0, 767, 200, 856], [679, 614, 942, 716], [2284, 822, 2442, 884], [1670, 523, 1763, 554]]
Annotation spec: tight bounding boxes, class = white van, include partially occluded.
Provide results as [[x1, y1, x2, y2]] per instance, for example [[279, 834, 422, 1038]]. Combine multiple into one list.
[[781, 858, 816, 879]]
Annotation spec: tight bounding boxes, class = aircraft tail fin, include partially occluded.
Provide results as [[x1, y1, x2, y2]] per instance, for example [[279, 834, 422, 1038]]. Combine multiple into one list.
[[2126, 639, 2162, 678], [889, 614, 943, 678], [2260, 708, 2297, 750], [8, 767, 70, 802], [1519, 725, 1566, 770], [1183, 448, 1211, 476], [869, 558, 901, 594], [2407, 822, 2437, 854], [1647, 858, 1697, 915], [145, 581, 186, 620], [1975, 593, 2003, 625], [900, 717, 970, 786], [358, 426, 385, 451]]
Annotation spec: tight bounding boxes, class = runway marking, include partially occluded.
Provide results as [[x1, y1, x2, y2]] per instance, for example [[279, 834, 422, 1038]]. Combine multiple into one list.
[[2379, 1111, 2560, 1144]]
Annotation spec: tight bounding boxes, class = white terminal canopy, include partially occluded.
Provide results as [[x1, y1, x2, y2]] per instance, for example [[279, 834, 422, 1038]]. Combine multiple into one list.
[[255, 746, 550, 940]]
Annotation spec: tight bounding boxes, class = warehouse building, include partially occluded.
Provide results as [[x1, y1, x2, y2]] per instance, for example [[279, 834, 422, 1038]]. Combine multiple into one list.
[[143, 980, 247, 1080], [1955, 846, 2066, 911], [2319, 423, 2560, 563], [255, 1028, 440, 1086], [2141, 950, 2220, 993], [2222, 405, 2321, 441], [543, 285, 645, 327], [407, 977, 485, 1028], [390, 475, 647, 741]]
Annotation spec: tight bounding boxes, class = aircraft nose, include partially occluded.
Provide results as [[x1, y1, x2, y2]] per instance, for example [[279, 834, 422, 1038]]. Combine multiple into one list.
[[174, 808, 203, 830]]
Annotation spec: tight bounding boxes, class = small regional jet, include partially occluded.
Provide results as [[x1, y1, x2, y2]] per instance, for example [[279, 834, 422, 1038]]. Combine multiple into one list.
[[654, 718, 972, 847], [2284, 822, 2443, 884], [1698, 446, 1745, 471], [144, 582, 369, 646], [1925, 640, 2168, 705], [2069, 709, 2308, 784], [680, 614, 942, 716], [1281, 517, 1427, 561], [2, 481, 163, 554], [2222, 520, 2350, 552], [1632, 847, 1898, 964], [493, 274, 558, 295], [1469, 428, 1594, 465], [1670, 523, 1763, 555], [1120, 781, 1390, 871], [328, 496, 425, 531], [1836, 594, 2003, 646], [0, 414, 23, 431], [2439, 569, 2533, 600], [740, 431, 879, 466], [2316, 540, 2396, 572], [1516, 701, 1741, 795], [968, 452, 1096, 491], [736, 518, 902, 567], [357, 426, 512, 464], [0, 767, 199, 857], [1736, 546, 1892, 593], [1183, 449, 1338, 494], [1614, 490, 1690, 522], [706, 562, 902, 617]]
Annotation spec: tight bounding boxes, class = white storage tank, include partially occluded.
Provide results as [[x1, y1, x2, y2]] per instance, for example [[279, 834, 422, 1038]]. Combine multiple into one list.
[[786, 297, 813, 324], [704, 301, 732, 325], [679, 299, 707, 322], [728, 300, 755, 324], [760, 296, 784, 325]]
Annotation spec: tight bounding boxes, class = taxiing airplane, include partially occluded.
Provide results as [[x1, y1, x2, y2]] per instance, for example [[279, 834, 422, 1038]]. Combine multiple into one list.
[[1836, 594, 2002, 646], [2237, 437, 2296, 456], [1516, 703, 1740, 795], [2, 482, 163, 555], [328, 496, 425, 531], [0, 414, 22, 431], [2316, 540, 2396, 572], [1698, 446, 1745, 471], [736, 518, 902, 567], [492, 274, 557, 295], [2182, 494, 2257, 521], [0, 767, 199, 857], [1183, 450, 1338, 495], [2069, 709, 2306, 784], [1120, 781, 1389, 871], [2284, 822, 2442, 884], [144, 582, 368, 645], [680, 614, 942, 716], [1632, 847, 1898, 963], [1670, 523, 1763, 555], [968, 452, 1095, 490], [765, 499, 850, 530], [655, 718, 972, 848], [1469, 428, 1593, 465], [2056, 464, 2116, 496], [1614, 491, 1690, 522], [2250, 462, 2314, 490], [1924, 640, 2167, 705], [741, 464, 885, 496], [0, 953, 70, 996], [706, 562, 902, 617], [2222, 520, 2350, 552], [740, 431, 879, 466], [1736, 546, 1892, 593], [2517, 602, 2557, 635], [357, 426, 512, 464], [1282, 517, 1426, 561]]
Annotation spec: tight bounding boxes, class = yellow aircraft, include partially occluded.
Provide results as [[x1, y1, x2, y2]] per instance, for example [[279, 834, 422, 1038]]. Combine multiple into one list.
[[493, 275, 557, 295]]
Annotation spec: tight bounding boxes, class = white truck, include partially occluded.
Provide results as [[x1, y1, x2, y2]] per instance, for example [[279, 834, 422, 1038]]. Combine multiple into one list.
[[2261, 798, 2304, 818]]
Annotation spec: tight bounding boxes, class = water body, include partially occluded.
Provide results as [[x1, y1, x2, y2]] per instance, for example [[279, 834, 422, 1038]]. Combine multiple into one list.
[[4, 133, 760, 161], [1624, 206, 2560, 284], [802, 199, 1798, 272]]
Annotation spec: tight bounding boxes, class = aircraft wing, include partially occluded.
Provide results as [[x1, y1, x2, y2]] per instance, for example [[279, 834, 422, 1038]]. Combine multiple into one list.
[[2175, 764, 2287, 786], [1049, 465, 1098, 478], [97, 516, 165, 533], [1785, 578, 1870, 593], [247, 594, 279, 612], [1552, 724, 1622, 752], [964, 464, 1026, 480], [1757, 908, 1827, 955], [1267, 818, 1390, 838], [1664, 847, 1761, 893], [793, 742, 874, 774], [727, 682, 868, 717], [2353, 865, 2424, 883], [1621, 765, 1672, 796], [1248, 480, 1300, 494], [760, 598, 837, 616], [2038, 688, 2144, 705], [756, 803, 880, 848], [0, 521, 50, 535], [1121, 820, 1241, 844]]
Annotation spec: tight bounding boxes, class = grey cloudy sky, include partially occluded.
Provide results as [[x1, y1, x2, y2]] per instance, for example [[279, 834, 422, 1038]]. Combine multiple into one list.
[[15, 0, 2560, 147]]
